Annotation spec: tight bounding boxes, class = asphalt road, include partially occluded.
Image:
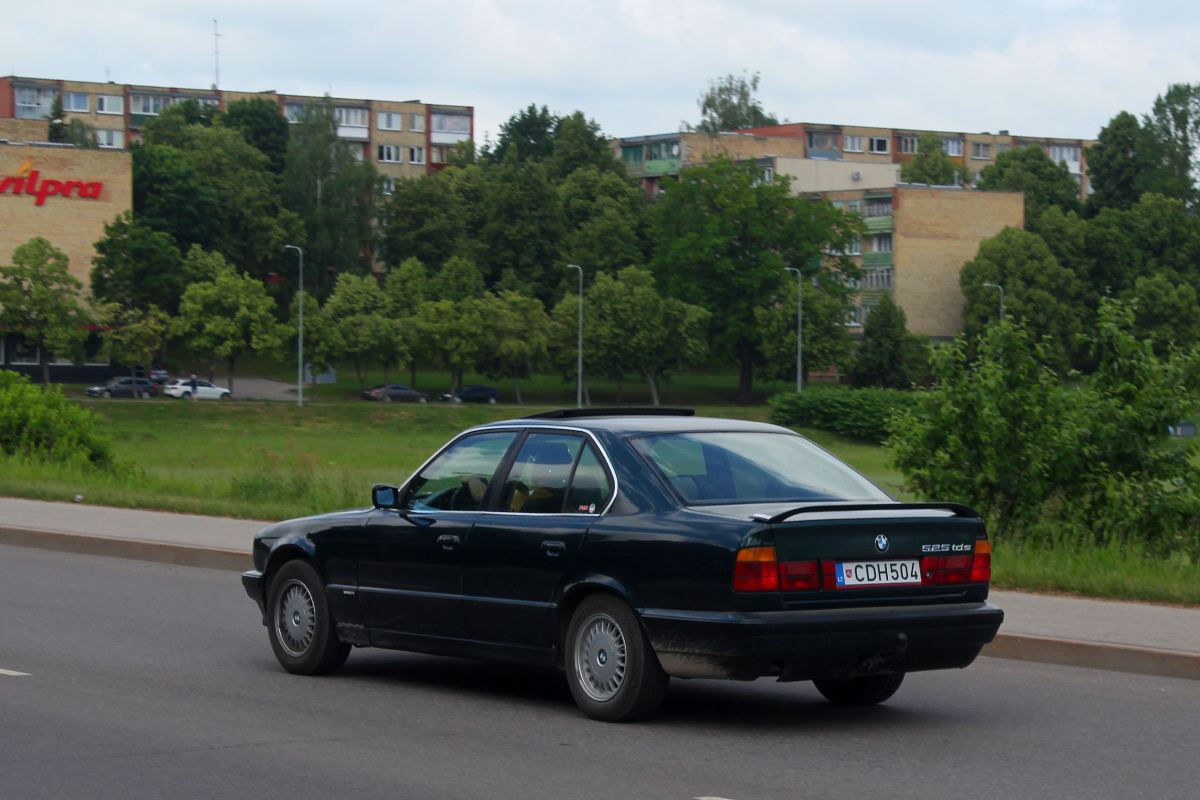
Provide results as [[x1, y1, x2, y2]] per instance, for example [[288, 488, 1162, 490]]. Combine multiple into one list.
[[3, 545, 1198, 800]]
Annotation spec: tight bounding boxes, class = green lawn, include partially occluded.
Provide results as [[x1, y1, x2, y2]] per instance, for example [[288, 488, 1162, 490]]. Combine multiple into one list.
[[3, 388, 1194, 605]]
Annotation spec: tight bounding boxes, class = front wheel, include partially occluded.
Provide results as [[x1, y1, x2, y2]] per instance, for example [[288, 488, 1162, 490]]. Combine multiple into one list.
[[565, 594, 668, 722], [418, 396, 428, 404], [101, 390, 111, 398], [813, 673, 904, 706], [487, 397, 497, 405], [266, 560, 350, 675], [140, 390, 152, 398]]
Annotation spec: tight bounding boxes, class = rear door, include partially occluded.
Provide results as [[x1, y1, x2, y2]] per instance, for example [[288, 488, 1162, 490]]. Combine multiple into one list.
[[462, 433, 614, 648]]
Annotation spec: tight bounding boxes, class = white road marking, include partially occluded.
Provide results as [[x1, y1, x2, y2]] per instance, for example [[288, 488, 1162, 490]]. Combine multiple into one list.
[[695, 797, 737, 800], [0, 668, 30, 676]]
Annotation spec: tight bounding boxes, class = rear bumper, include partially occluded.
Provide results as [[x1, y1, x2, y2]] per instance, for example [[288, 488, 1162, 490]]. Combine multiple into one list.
[[640, 601, 1004, 682], [242, 570, 267, 623]]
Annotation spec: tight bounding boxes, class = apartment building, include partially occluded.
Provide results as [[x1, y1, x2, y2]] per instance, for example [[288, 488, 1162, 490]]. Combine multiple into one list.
[[615, 123, 1094, 200], [815, 183, 1024, 341], [0, 75, 474, 191]]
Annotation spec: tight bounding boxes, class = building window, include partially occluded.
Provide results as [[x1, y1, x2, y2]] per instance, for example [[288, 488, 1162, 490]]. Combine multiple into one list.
[[868, 137, 889, 154], [431, 145, 454, 163], [334, 107, 369, 128], [942, 138, 963, 157], [284, 104, 304, 123], [807, 131, 839, 151], [898, 135, 919, 154], [863, 269, 893, 290], [1047, 144, 1081, 164], [377, 111, 404, 131], [130, 94, 173, 116], [64, 93, 90, 113], [843, 135, 863, 153], [381, 177, 395, 196], [846, 236, 862, 256], [996, 143, 1011, 155], [864, 197, 892, 217], [15, 87, 57, 119], [410, 113, 426, 132], [645, 141, 680, 160], [972, 142, 991, 160], [377, 145, 402, 163], [873, 233, 893, 253], [408, 146, 425, 165], [9, 340, 39, 365], [845, 307, 863, 327], [96, 95, 124, 115], [845, 199, 863, 215], [622, 145, 643, 164], [432, 113, 471, 133], [96, 129, 124, 149]]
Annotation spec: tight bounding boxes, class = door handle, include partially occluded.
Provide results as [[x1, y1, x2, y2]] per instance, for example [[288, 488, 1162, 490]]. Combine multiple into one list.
[[541, 540, 566, 555], [437, 534, 460, 550]]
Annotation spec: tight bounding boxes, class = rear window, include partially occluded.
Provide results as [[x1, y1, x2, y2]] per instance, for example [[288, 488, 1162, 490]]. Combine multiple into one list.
[[633, 431, 889, 505]]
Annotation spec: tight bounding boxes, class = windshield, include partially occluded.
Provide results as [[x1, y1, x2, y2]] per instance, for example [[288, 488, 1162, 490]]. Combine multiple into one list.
[[633, 431, 890, 506]]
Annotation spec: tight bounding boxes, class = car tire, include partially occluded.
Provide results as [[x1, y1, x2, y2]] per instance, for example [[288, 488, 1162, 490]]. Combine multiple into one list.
[[220, 392, 230, 400], [140, 390, 151, 399], [101, 390, 111, 399], [813, 673, 905, 706], [266, 560, 350, 676], [418, 396, 427, 404], [565, 594, 668, 722], [487, 397, 497, 405]]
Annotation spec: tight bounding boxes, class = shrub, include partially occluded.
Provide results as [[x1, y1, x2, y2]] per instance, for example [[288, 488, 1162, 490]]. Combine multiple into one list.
[[768, 385, 918, 443], [0, 370, 116, 468]]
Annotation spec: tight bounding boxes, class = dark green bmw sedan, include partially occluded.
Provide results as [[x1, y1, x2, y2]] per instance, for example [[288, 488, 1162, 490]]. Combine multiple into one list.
[[242, 409, 1003, 722]]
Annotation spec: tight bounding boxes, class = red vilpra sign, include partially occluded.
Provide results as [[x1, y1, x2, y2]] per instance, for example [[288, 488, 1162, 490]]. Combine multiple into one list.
[[0, 160, 104, 206]]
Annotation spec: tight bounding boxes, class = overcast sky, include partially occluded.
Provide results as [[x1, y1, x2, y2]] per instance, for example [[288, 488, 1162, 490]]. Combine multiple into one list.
[[6, 1, 1199, 144]]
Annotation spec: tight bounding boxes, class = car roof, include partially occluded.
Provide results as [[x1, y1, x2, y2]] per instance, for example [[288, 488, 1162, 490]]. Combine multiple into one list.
[[471, 413, 790, 437]]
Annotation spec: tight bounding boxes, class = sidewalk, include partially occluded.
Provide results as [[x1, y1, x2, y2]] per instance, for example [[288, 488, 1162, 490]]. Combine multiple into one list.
[[2, 496, 1198, 680]]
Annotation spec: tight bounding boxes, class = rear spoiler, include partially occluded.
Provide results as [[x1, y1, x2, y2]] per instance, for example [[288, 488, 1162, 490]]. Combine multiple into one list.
[[751, 503, 981, 525]]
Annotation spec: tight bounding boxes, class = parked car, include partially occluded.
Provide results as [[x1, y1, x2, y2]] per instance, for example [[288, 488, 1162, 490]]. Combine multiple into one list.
[[133, 365, 171, 385], [163, 378, 230, 400], [438, 384, 500, 404], [85, 377, 159, 399], [242, 408, 1003, 722], [361, 384, 429, 403]]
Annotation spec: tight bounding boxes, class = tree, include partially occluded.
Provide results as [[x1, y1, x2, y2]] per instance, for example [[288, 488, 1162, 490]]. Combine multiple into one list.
[[413, 298, 486, 393], [1085, 111, 1161, 215], [976, 145, 1082, 229], [1083, 193, 1200, 297], [90, 212, 188, 314], [384, 258, 431, 387], [478, 291, 551, 404], [685, 71, 780, 133], [47, 94, 96, 148], [849, 292, 929, 389], [174, 257, 285, 396], [558, 167, 648, 279], [95, 303, 170, 398], [130, 142, 220, 251], [486, 104, 558, 164], [960, 227, 1086, 373], [650, 157, 860, 403], [582, 268, 710, 405], [0, 238, 90, 384], [222, 97, 290, 174], [1125, 272, 1200, 358], [547, 112, 624, 179], [477, 155, 562, 302], [1142, 83, 1200, 207], [899, 132, 970, 187], [378, 174, 465, 269], [889, 302, 1200, 544], [756, 281, 856, 385], [282, 101, 378, 291], [430, 256, 486, 302], [321, 273, 407, 392]]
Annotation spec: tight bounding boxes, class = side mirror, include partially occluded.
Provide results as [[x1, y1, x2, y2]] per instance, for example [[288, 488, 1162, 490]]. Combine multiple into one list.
[[372, 484, 401, 510]]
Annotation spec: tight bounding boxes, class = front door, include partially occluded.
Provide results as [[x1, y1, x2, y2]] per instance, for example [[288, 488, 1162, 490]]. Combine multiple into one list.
[[463, 433, 614, 649], [357, 430, 518, 642]]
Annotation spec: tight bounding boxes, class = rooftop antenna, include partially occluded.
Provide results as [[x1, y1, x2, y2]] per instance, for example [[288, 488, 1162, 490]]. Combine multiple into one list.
[[213, 20, 221, 89]]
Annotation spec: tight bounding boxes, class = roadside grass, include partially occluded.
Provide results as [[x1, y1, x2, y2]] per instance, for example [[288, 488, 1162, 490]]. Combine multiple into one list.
[[993, 539, 1200, 606]]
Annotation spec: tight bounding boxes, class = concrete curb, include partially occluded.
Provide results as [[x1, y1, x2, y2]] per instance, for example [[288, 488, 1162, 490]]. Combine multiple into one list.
[[0, 526, 252, 572], [5, 526, 1199, 683], [982, 633, 1200, 682]]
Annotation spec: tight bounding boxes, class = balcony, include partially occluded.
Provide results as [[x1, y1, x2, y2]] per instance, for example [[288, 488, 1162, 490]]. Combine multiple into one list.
[[643, 158, 680, 176], [862, 252, 892, 269], [865, 215, 893, 234]]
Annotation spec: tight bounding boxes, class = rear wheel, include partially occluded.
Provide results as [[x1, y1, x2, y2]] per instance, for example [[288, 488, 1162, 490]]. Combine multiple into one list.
[[418, 396, 428, 404], [487, 397, 497, 405], [101, 390, 111, 398], [266, 560, 350, 675], [813, 673, 904, 706], [565, 594, 668, 722]]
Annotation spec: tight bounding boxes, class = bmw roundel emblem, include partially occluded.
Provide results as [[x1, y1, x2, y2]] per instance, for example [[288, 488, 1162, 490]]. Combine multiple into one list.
[[875, 534, 889, 553]]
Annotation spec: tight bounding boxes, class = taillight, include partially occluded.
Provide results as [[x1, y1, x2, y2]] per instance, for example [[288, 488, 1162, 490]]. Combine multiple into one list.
[[734, 548, 820, 592], [921, 540, 991, 584], [734, 546, 779, 592]]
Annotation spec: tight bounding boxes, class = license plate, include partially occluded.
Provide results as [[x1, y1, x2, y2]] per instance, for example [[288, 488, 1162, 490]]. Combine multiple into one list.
[[835, 559, 922, 587]]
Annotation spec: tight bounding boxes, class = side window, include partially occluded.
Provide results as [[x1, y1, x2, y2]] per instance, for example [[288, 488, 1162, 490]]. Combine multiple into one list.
[[404, 432, 517, 512], [500, 433, 584, 513], [565, 443, 613, 514]]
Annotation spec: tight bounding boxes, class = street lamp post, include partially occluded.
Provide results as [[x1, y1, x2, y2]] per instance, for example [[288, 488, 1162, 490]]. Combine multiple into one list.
[[983, 282, 1005, 323], [785, 267, 803, 393], [284, 245, 304, 407], [566, 264, 583, 408]]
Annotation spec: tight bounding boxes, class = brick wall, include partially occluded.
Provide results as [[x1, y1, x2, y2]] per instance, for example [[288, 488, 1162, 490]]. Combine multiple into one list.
[[0, 144, 132, 286]]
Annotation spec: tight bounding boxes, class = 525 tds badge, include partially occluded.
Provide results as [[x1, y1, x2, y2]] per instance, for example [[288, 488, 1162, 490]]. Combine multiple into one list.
[[922, 543, 972, 553]]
